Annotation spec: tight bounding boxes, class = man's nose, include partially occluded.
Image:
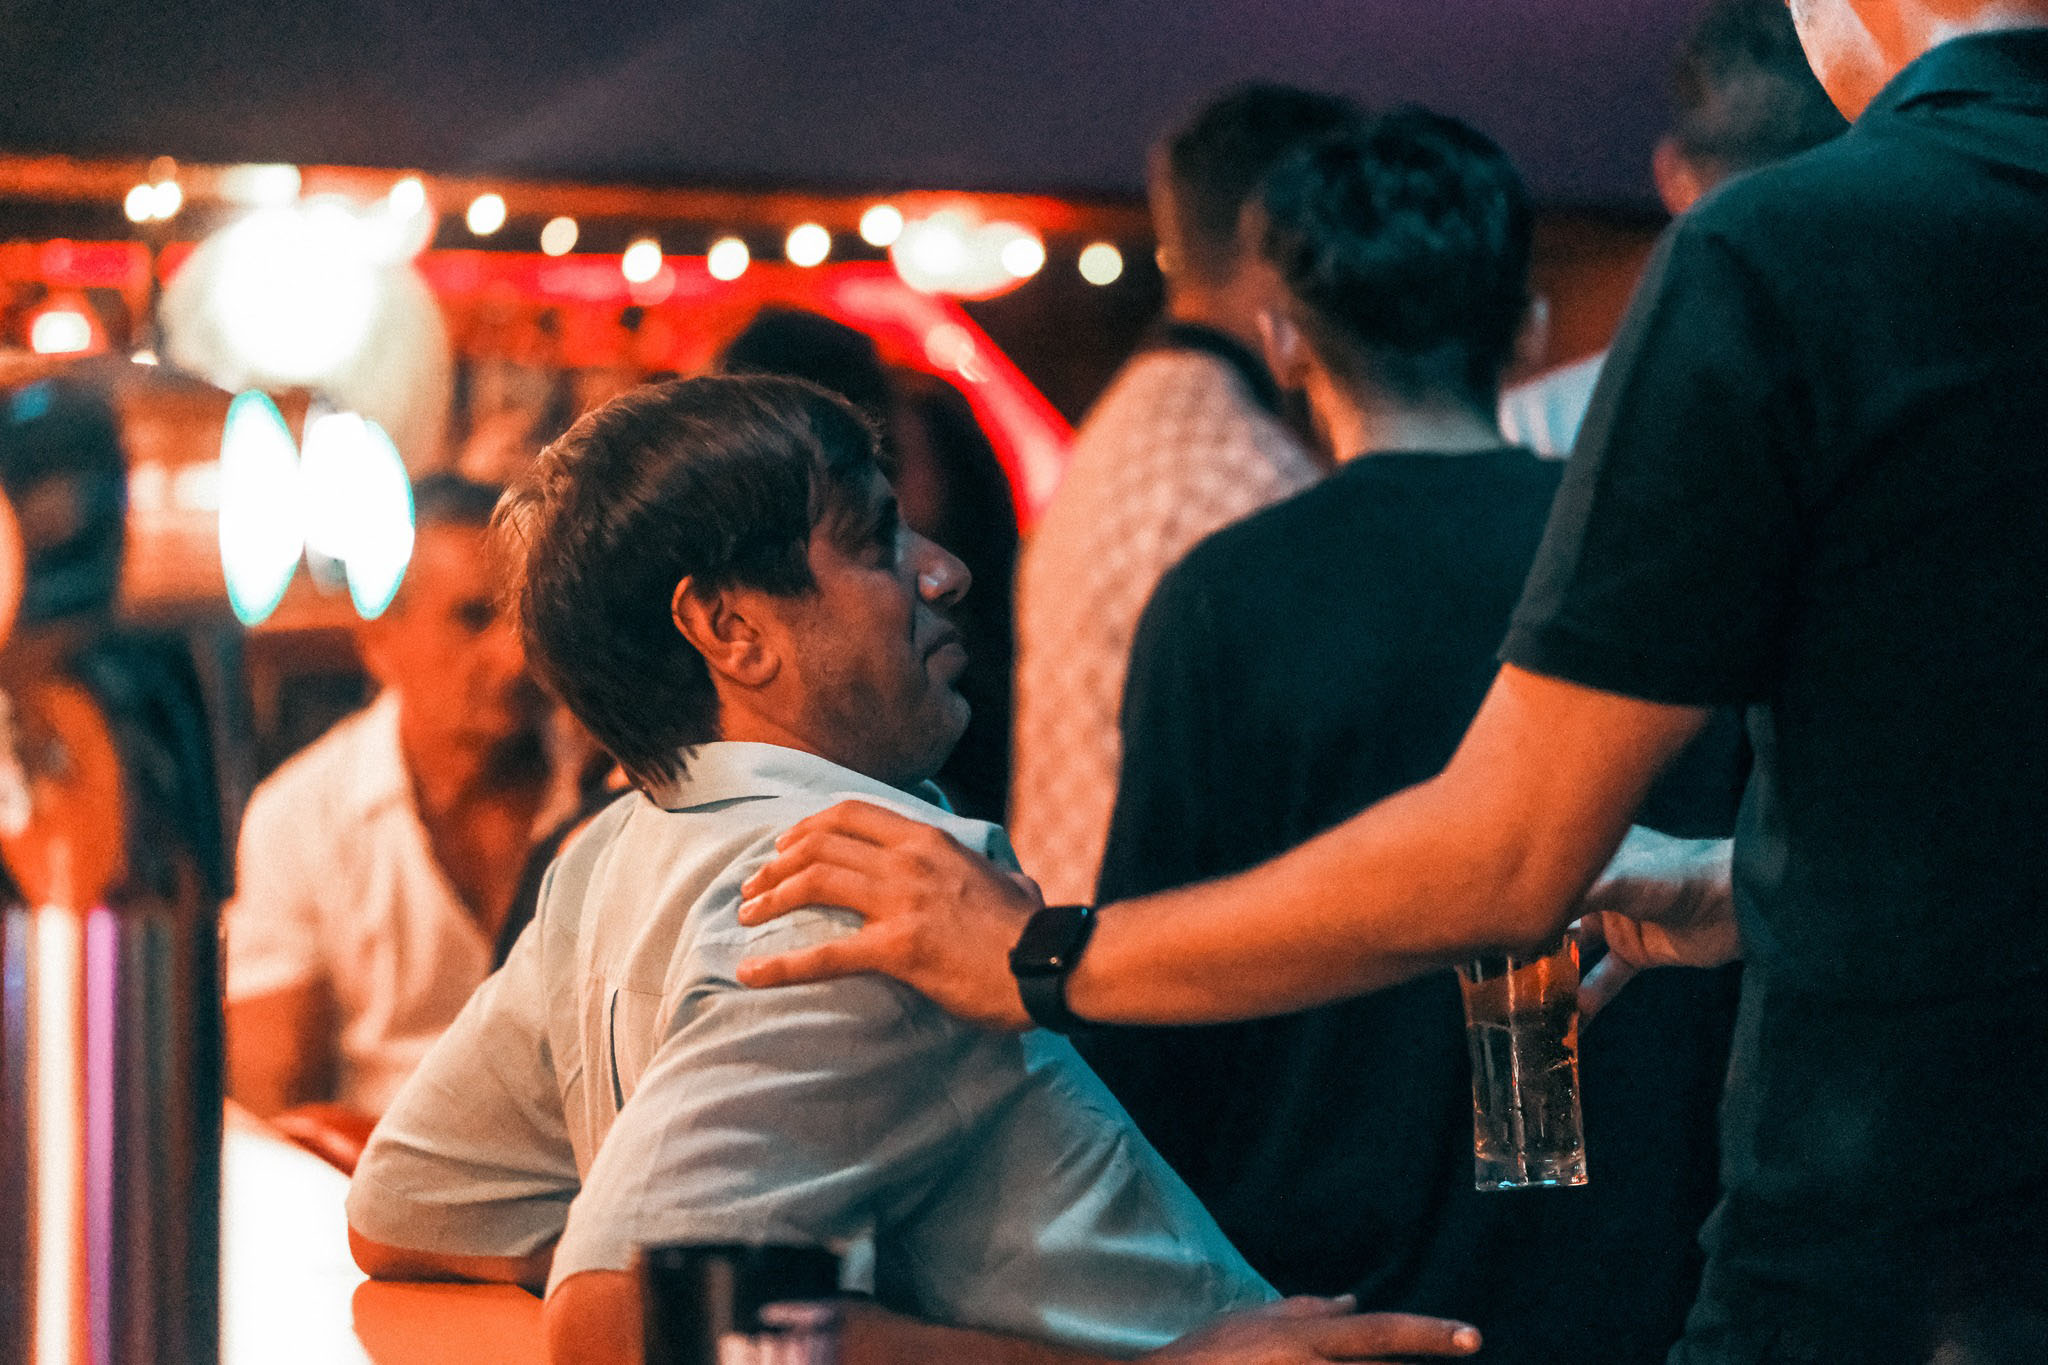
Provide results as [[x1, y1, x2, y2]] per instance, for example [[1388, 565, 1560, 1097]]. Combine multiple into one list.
[[912, 533, 970, 608]]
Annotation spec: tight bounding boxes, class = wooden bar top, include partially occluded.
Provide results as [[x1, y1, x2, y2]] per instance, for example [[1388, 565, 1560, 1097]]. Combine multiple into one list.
[[223, 1104, 546, 1365]]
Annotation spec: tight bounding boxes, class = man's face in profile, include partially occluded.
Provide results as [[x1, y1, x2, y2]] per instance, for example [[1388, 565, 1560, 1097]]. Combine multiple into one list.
[[773, 470, 972, 791]]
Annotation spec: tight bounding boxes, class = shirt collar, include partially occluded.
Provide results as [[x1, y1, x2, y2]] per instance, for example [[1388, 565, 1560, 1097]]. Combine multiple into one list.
[[1143, 321, 1284, 417], [1866, 26, 2048, 117], [345, 691, 415, 818], [641, 740, 1013, 863]]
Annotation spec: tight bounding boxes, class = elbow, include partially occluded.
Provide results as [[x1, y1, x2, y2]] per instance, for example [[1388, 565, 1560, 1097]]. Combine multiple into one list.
[[349, 1224, 407, 1280]]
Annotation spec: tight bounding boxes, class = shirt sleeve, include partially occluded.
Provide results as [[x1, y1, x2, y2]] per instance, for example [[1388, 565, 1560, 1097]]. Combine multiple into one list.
[[220, 781, 327, 1002], [344, 884, 579, 1259], [1503, 217, 1806, 705], [548, 910, 982, 1292]]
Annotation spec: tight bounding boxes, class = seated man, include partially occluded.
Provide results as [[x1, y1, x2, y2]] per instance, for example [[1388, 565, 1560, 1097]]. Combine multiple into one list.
[[224, 473, 554, 1126], [345, 375, 1481, 1365]]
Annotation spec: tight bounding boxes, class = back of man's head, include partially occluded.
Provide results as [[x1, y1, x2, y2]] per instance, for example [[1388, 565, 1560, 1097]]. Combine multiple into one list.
[[1668, 0, 1846, 187], [1258, 107, 1534, 417], [498, 375, 882, 788], [1154, 82, 1364, 289]]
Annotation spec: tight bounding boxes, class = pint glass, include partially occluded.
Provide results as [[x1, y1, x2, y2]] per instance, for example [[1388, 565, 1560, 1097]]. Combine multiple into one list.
[[1455, 930, 1587, 1190]]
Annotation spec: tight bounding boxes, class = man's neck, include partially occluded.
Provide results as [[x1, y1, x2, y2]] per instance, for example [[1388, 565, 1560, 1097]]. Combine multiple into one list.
[[1163, 290, 1262, 356], [1315, 380, 1507, 462]]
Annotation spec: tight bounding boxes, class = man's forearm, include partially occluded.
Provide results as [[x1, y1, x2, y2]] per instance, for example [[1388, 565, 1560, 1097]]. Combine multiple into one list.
[[1066, 667, 1711, 1026]]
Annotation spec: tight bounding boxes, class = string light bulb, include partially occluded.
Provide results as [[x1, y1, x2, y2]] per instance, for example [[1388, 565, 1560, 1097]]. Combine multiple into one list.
[[785, 223, 831, 267]]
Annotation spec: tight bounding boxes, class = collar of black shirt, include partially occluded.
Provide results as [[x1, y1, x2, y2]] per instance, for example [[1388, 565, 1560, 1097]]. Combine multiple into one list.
[[1869, 25, 2048, 117]]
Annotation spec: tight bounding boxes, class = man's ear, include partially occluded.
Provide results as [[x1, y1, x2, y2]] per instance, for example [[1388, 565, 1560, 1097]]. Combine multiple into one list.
[[671, 576, 779, 688], [1257, 306, 1311, 394], [1653, 137, 1708, 216]]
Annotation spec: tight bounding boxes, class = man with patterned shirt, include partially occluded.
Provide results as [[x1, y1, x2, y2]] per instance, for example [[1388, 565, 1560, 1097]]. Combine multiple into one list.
[[1008, 83, 1355, 904]]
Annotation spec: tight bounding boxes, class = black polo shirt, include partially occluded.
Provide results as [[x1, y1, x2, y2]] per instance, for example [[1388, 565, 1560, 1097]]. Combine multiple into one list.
[[1502, 29, 2048, 1360]]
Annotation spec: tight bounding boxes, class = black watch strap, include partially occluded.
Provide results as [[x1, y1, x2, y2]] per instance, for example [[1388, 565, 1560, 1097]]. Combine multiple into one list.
[[1008, 903, 1097, 1034]]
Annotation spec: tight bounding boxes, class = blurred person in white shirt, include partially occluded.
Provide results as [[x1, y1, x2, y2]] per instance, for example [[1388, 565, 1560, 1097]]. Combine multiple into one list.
[[223, 473, 552, 1128]]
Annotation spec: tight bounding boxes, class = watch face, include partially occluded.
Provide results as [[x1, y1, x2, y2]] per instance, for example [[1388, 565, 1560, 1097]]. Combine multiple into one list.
[[1011, 904, 1091, 973]]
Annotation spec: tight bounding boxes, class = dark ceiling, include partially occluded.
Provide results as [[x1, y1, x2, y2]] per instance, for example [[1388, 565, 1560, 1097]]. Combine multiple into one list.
[[2, 0, 1698, 208]]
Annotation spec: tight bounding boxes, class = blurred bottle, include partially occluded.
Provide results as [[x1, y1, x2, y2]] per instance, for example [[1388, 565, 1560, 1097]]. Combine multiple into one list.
[[641, 1243, 843, 1365]]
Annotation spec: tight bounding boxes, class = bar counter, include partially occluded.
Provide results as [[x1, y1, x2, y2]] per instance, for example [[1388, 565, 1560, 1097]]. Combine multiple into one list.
[[223, 1104, 546, 1365]]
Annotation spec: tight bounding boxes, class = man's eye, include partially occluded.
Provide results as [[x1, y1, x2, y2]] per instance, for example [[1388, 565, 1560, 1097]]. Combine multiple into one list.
[[455, 601, 496, 632]]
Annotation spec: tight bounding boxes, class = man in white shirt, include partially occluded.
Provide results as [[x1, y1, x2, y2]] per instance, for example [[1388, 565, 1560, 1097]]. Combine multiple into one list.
[[1009, 84, 1354, 905], [223, 474, 552, 1122], [348, 375, 1482, 1365]]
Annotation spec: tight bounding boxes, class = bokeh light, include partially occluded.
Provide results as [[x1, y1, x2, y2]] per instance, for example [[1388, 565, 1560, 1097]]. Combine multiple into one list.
[[465, 193, 507, 236], [785, 222, 831, 267], [621, 237, 664, 284], [707, 236, 751, 281], [540, 216, 579, 256], [1079, 241, 1125, 286], [859, 204, 904, 247]]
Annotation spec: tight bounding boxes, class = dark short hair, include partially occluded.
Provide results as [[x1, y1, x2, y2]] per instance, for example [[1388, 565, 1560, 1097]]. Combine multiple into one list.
[[411, 471, 504, 530], [498, 375, 882, 787], [719, 308, 894, 427], [1157, 83, 1364, 286], [1258, 107, 1533, 416], [1670, 0, 1845, 175]]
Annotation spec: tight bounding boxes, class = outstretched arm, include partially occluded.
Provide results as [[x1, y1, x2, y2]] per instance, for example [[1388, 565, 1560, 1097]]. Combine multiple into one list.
[[544, 1274, 1479, 1365], [738, 666, 1708, 1028]]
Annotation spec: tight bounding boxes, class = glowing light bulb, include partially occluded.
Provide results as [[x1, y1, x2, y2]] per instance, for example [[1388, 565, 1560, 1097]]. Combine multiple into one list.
[[218, 391, 305, 626], [621, 237, 663, 284], [999, 231, 1046, 279], [150, 180, 184, 220], [540, 216, 579, 256], [124, 184, 155, 224], [387, 176, 427, 218], [785, 223, 830, 268], [29, 311, 93, 355], [466, 193, 507, 236], [859, 204, 904, 247], [1079, 241, 1125, 286], [296, 409, 417, 619], [707, 236, 750, 281]]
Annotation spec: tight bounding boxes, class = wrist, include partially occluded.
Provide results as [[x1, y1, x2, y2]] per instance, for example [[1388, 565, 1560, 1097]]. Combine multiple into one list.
[[1007, 903, 1096, 1034]]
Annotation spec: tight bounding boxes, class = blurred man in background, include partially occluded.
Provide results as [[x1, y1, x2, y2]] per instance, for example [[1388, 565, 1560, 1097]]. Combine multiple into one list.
[[224, 473, 551, 1128], [1498, 0, 1845, 455], [1008, 83, 1355, 904]]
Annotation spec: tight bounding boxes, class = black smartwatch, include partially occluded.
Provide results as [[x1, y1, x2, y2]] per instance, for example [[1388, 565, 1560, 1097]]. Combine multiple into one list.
[[1008, 903, 1097, 1034]]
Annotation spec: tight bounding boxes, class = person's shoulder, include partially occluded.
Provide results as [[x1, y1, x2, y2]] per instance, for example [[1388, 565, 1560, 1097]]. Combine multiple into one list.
[[1680, 133, 1892, 257], [239, 699, 397, 830]]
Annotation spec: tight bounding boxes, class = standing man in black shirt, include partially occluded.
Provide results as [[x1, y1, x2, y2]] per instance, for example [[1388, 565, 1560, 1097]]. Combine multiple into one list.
[[1081, 110, 1738, 1365], [737, 4, 2048, 1360]]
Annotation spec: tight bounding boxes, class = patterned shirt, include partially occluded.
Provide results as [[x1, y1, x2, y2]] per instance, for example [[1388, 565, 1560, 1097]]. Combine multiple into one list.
[[1010, 336, 1319, 903]]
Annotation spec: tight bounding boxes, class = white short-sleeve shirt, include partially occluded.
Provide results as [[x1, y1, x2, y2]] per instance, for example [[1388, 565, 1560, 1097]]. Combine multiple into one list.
[[222, 692, 494, 1115]]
